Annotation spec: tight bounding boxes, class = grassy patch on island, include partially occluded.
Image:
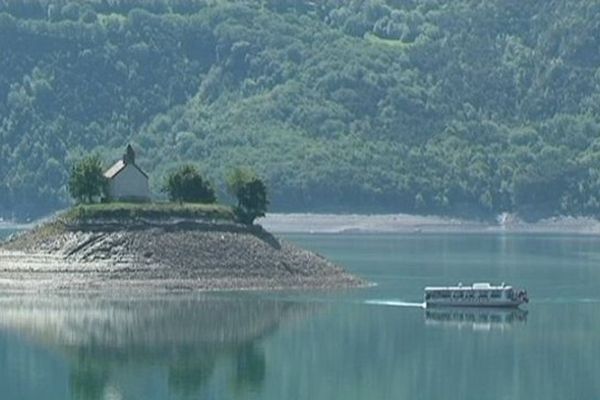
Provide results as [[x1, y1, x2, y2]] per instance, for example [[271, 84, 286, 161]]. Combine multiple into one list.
[[62, 202, 235, 223]]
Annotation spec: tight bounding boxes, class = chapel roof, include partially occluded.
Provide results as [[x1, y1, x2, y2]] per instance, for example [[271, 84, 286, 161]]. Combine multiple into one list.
[[103, 145, 149, 179]]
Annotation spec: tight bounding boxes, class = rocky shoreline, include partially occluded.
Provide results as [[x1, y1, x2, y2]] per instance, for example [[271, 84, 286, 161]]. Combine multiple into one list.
[[0, 218, 366, 292]]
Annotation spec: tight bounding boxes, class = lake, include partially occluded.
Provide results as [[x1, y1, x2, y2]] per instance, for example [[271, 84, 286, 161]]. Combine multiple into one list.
[[0, 230, 599, 400]]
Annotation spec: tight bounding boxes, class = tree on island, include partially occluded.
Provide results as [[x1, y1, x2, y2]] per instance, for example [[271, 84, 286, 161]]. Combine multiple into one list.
[[163, 165, 216, 203], [68, 155, 107, 203], [227, 168, 268, 225]]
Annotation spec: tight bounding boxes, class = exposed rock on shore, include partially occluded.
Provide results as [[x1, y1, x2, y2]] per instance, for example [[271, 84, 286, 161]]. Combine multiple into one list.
[[0, 218, 365, 292]]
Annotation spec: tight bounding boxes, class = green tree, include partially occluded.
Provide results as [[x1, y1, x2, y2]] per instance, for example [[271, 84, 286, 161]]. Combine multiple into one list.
[[227, 168, 268, 225], [68, 155, 107, 204], [163, 165, 216, 203]]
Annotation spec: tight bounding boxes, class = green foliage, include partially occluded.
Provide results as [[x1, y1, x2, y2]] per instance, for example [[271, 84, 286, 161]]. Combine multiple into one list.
[[1, 1, 600, 220], [163, 165, 216, 203], [62, 202, 234, 222], [226, 168, 257, 200], [227, 168, 268, 225], [68, 155, 107, 204]]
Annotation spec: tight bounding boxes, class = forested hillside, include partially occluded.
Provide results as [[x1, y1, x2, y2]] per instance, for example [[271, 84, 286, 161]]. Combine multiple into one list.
[[2, 0, 600, 220]]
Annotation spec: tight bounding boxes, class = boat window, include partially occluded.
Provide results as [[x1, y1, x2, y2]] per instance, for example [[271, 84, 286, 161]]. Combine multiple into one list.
[[425, 293, 431, 300], [453, 291, 464, 298], [465, 291, 475, 299], [478, 291, 488, 298], [490, 291, 501, 298]]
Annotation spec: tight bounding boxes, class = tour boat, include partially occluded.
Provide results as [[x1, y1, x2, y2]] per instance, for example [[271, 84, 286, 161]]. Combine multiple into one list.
[[424, 282, 528, 308]]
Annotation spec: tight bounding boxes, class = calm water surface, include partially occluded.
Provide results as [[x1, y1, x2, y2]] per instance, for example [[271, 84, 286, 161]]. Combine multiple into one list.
[[0, 229, 599, 400]]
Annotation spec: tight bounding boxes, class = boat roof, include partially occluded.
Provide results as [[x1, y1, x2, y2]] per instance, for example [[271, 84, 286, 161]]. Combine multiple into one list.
[[425, 282, 513, 291]]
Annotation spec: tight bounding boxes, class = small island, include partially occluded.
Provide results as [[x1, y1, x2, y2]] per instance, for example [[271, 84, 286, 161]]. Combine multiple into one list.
[[0, 146, 365, 292]]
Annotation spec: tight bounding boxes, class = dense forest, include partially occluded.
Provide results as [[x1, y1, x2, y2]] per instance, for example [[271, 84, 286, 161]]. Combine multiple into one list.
[[1, 0, 600, 220]]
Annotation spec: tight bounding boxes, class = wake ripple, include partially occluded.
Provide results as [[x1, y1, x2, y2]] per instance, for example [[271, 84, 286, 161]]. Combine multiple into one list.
[[534, 298, 600, 304], [364, 299, 426, 308]]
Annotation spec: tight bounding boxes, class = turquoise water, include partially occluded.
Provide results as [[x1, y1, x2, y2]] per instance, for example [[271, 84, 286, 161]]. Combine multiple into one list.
[[0, 228, 17, 239], [1, 231, 599, 399]]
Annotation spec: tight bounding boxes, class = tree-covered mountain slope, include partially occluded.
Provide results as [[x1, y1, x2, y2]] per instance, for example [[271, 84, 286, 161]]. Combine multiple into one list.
[[2, 0, 600, 219]]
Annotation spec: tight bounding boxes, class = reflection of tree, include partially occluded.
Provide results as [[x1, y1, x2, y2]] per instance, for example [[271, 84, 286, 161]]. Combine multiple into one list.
[[233, 344, 266, 393], [167, 351, 217, 397], [0, 294, 317, 399], [69, 355, 110, 400], [166, 342, 268, 398]]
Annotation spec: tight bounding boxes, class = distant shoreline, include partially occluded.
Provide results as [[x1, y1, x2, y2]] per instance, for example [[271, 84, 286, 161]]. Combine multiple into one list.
[[258, 213, 600, 235], [0, 222, 35, 230]]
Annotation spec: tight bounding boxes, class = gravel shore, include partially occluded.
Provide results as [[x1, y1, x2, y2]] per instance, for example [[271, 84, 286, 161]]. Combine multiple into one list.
[[258, 213, 600, 234], [0, 219, 366, 292]]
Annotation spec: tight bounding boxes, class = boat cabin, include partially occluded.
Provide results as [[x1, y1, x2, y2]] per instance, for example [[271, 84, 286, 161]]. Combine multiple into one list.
[[424, 282, 528, 307]]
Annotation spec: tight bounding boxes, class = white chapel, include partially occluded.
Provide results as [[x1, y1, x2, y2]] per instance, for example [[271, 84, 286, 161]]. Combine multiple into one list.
[[103, 144, 150, 202]]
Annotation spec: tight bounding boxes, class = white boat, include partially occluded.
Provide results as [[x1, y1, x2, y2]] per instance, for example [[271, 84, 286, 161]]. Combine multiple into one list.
[[424, 282, 528, 308]]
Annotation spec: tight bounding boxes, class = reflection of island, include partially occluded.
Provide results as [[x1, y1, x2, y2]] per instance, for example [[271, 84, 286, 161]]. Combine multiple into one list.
[[0, 294, 318, 399], [424, 307, 528, 331]]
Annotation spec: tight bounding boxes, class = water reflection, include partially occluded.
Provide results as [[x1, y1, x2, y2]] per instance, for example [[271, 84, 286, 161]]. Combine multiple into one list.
[[424, 307, 528, 331], [0, 294, 317, 399]]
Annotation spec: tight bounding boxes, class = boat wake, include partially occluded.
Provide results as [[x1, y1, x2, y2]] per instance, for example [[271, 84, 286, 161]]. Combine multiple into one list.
[[364, 300, 426, 308], [535, 298, 600, 304]]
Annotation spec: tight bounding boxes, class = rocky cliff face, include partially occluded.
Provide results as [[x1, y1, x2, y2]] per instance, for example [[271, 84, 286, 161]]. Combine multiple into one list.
[[0, 218, 365, 292]]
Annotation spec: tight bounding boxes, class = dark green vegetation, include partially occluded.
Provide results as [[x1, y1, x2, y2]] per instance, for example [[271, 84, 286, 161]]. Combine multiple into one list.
[[66, 151, 265, 224], [68, 155, 108, 203], [163, 164, 217, 204], [227, 168, 269, 225], [2, 0, 600, 220]]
